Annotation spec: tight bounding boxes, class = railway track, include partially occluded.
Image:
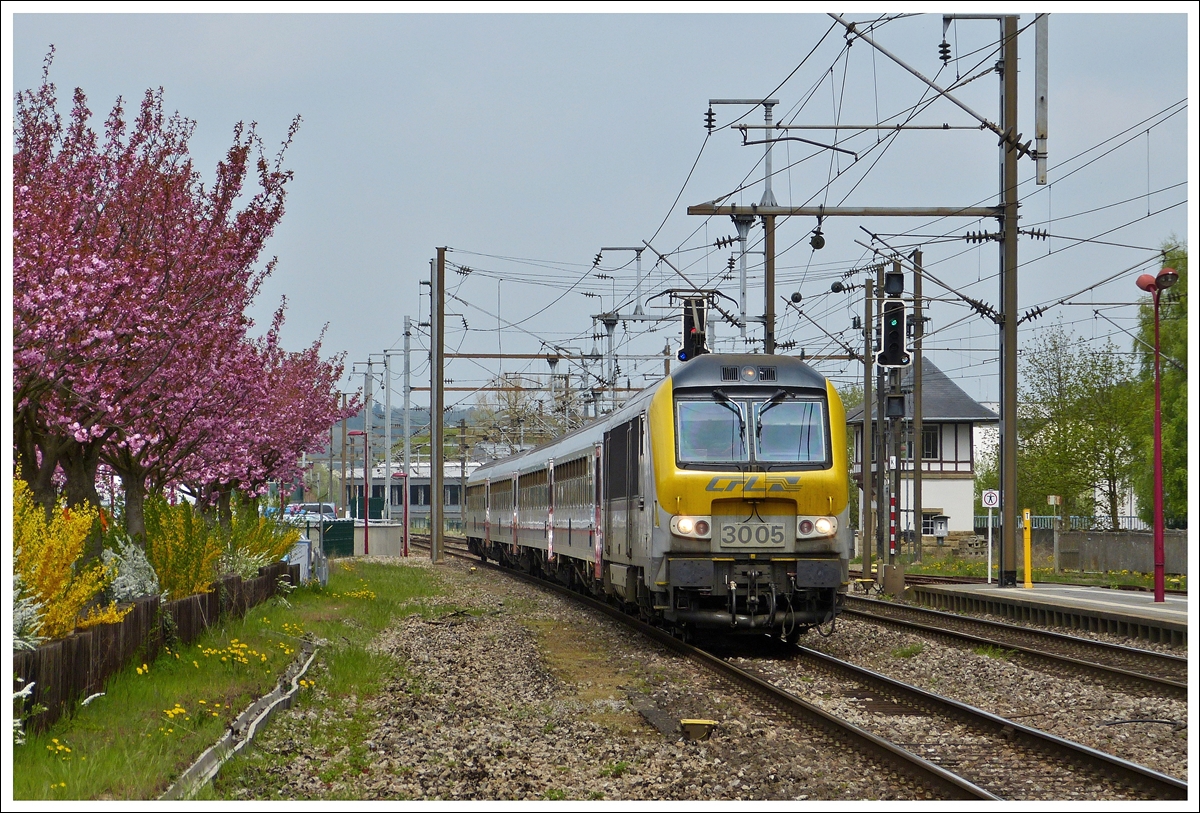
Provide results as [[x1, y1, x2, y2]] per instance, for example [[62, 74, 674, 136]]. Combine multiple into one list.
[[842, 595, 1188, 700], [407, 534, 1186, 801], [745, 643, 1185, 801]]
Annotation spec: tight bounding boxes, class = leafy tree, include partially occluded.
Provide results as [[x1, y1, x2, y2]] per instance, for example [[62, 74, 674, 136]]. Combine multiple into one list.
[[1017, 321, 1145, 527], [1132, 245, 1187, 528]]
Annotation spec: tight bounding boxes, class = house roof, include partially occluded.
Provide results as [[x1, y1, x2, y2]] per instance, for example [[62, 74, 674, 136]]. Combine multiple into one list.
[[845, 356, 998, 425]]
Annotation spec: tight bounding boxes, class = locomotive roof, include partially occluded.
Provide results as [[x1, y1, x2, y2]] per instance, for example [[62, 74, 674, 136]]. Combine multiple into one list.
[[670, 353, 828, 390], [469, 353, 829, 481]]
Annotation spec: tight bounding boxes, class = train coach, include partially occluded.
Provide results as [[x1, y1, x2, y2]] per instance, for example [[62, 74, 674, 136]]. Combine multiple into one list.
[[464, 353, 850, 642]]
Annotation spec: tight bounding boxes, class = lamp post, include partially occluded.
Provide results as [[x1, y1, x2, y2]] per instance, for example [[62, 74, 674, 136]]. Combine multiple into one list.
[[1135, 265, 1177, 603], [348, 430, 369, 556]]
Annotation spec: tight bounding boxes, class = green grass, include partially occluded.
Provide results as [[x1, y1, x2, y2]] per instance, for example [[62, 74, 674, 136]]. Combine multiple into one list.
[[890, 643, 925, 659], [973, 644, 1015, 660], [13, 559, 445, 801], [600, 760, 630, 778]]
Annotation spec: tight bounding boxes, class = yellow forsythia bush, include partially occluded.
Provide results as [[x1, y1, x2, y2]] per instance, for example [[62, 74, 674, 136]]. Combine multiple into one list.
[[143, 496, 224, 600], [12, 480, 130, 640], [230, 498, 301, 562]]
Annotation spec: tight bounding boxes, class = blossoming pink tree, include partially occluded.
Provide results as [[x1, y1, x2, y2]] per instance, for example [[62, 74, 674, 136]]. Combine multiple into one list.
[[14, 53, 354, 556]]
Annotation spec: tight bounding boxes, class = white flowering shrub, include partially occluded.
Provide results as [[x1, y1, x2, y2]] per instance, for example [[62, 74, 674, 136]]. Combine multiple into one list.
[[12, 572, 44, 652], [102, 536, 163, 603]]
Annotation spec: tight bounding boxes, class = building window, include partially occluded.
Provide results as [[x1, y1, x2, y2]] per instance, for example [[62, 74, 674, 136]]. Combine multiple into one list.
[[446, 485, 460, 506], [922, 426, 940, 460], [410, 485, 430, 506], [922, 512, 939, 535]]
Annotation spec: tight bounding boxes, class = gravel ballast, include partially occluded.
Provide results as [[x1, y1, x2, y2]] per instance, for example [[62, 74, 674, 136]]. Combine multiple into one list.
[[216, 557, 1188, 800]]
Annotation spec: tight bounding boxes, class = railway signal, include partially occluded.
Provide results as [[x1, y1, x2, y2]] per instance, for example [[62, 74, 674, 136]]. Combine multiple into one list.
[[876, 298, 910, 367], [678, 295, 709, 361]]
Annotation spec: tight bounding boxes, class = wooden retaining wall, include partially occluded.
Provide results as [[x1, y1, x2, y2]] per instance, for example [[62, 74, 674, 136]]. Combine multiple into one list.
[[13, 561, 299, 734]]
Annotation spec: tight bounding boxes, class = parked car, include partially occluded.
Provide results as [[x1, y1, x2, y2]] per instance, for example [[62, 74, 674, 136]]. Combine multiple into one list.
[[283, 502, 338, 523]]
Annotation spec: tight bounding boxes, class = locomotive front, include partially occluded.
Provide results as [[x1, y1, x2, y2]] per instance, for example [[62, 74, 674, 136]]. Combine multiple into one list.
[[647, 354, 850, 640]]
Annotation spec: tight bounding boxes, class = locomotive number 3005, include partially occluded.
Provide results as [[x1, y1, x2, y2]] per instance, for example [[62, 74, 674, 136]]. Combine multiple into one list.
[[720, 522, 786, 546]]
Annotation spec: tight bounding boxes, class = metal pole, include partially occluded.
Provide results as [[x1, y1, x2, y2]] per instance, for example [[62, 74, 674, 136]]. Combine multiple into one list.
[[999, 15, 1020, 587], [890, 367, 901, 566], [604, 316, 617, 413], [364, 364, 373, 550], [862, 279, 874, 579], [431, 248, 446, 563], [634, 248, 645, 316], [459, 418, 468, 535], [363, 432, 369, 555], [403, 316, 412, 550], [734, 215, 754, 342], [340, 394, 347, 517], [1152, 289, 1165, 602], [875, 265, 887, 568], [385, 353, 392, 521], [764, 215, 776, 354], [912, 249, 924, 564]]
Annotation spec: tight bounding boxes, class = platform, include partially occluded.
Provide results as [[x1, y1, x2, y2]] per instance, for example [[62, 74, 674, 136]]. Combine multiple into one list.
[[903, 581, 1189, 647]]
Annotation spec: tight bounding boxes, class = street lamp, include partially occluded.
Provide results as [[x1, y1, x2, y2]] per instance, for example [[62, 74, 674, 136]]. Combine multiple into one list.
[[1135, 265, 1178, 603], [348, 430, 369, 556]]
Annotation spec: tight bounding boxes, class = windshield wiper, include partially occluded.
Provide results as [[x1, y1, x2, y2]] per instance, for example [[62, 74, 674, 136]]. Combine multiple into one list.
[[712, 388, 747, 454], [755, 389, 791, 440]]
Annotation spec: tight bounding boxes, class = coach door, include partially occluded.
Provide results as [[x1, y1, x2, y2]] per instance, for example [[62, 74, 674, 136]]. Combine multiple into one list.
[[603, 415, 642, 561]]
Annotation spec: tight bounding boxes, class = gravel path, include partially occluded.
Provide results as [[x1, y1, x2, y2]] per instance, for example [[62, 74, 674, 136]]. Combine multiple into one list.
[[217, 557, 1187, 800]]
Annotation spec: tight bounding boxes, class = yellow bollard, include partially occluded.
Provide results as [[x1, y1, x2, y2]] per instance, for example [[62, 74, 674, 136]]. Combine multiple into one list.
[[1023, 508, 1033, 588]]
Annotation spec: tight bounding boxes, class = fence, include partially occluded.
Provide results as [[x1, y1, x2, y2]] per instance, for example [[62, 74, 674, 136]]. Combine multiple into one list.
[[975, 515, 1151, 532], [12, 561, 298, 734]]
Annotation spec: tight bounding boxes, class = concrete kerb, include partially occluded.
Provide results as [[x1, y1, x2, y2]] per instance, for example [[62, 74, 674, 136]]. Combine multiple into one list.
[[160, 640, 321, 800]]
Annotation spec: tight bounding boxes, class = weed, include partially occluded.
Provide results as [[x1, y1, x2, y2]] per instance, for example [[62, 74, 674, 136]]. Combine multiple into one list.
[[891, 643, 924, 658], [600, 760, 630, 778], [974, 644, 1014, 660], [544, 789, 567, 800]]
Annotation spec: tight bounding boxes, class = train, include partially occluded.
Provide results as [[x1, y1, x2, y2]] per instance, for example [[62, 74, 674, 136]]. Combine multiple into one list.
[[464, 353, 851, 642]]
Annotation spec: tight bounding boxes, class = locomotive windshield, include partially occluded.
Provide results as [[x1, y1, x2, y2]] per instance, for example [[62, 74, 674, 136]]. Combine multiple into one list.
[[676, 394, 827, 466], [676, 400, 749, 463], [754, 399, 826, 463]]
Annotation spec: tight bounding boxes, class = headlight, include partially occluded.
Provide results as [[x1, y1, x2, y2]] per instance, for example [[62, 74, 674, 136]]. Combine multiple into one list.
[[671, 516, 711, 539], [797, 516, 837, 539]]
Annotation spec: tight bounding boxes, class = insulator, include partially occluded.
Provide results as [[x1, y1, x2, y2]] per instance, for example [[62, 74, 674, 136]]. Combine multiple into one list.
[[939, 40, 951, 63], [727, 255, 736, 271], [715, 235, 736, 250], [704, 106, 716, 132], [593, 252, 602, 267]]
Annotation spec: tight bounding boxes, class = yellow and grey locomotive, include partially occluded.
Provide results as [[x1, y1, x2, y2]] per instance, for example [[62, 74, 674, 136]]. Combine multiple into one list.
[[465, 353, 850, 641]]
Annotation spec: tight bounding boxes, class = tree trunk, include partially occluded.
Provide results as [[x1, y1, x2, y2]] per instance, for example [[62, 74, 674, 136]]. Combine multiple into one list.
[[16, 415, 66, 522], [218, 490, 233, 534], [123, 475, 148, 549], [60, 440, 105, 564]]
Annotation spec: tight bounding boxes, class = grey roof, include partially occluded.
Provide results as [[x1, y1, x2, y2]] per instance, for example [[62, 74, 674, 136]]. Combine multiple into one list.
[[845, 357, 998, 425]]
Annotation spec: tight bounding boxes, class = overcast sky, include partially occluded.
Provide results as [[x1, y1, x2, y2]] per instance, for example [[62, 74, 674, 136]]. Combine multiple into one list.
[[7, 6, 1196, 413]]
